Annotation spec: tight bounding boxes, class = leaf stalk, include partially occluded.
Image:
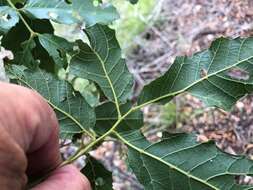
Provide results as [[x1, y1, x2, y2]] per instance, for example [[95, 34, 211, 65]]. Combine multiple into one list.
[[61, 106, 138, 165], [6, 0, 38, 38]]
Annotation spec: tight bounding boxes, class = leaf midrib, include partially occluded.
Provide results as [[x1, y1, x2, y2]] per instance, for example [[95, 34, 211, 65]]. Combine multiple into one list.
[[96, 117, 140, 120], [88, 28, 121, 117], [115, 131, 218, 190]]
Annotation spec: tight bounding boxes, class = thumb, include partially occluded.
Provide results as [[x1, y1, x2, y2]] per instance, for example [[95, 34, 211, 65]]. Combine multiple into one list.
[[31, 165, 91, 190]]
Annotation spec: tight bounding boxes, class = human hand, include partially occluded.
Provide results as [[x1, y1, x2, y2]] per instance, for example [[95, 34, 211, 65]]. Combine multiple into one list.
[[0, 82, 91, 190]]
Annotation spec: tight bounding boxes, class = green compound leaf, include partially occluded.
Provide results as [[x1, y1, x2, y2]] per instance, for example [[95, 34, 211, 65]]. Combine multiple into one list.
[[70, 24, 134, 104], [7, 65, 96, 137], [38, 34, 75, 68], [138, 37, 253, 111], [117, 130, 253, 190], [95, 101, 143, 134], [0, 6, 19, 34], [23, 0, 76, 24], [72, 0, 119, 27], [82, 156, 113, 190]]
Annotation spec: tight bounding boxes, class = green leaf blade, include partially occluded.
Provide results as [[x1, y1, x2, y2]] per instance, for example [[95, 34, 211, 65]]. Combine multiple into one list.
[[7, 65, 96, 137], [138, 37, 253, 111], [38, 34, 75, 67], [23, 0, 76, 24], [0, 6, 19, 33], [117, 130, 253, 190], [13, 39, 37, 68], [23, 0, 119, 26], [0, 0, 6, 5], [70, 24, 134, 104], [72, 0, 119, 27]]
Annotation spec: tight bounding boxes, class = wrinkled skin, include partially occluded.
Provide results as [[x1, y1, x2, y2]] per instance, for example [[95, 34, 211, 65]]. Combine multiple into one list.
[[0, 82, 91, 190]]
